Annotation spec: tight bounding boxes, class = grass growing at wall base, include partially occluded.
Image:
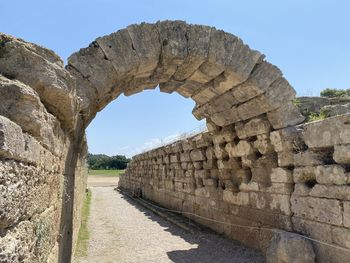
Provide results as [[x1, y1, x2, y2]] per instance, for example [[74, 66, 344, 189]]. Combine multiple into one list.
[[88, 169, 125, 177], [75, 189, 92, 258]]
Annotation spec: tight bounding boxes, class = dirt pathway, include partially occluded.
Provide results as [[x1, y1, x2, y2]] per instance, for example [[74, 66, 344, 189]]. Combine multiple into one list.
[[74, 180, 264, 263]]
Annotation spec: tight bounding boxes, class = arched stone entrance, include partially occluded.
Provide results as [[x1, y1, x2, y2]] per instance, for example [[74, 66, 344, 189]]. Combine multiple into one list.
[[1, 21, 348, 263]]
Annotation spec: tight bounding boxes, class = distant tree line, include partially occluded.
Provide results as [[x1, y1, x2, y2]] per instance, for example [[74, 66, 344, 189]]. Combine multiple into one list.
[[87, 153, 130, 170], [320, 88, 350, 98]]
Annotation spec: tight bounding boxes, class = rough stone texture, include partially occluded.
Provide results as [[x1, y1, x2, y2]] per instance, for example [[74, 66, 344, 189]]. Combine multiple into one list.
[[266, 230, 315, 263], [1, 21, 350, 263], [120, 113, 350, 263]]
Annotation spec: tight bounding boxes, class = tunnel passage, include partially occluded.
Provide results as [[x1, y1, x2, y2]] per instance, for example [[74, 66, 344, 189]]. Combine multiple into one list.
[[1, 21, 349, 263]]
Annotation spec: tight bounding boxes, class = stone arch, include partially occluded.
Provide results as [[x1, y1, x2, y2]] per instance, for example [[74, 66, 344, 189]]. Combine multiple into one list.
[[66, 21, 304, 129]]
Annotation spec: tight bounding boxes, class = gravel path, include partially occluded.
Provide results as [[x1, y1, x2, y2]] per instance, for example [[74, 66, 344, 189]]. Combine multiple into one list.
[[74, 185, 264, 263]]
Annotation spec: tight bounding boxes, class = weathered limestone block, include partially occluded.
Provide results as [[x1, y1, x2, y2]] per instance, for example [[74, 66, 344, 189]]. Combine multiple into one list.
[[190, 149, 206, 161], [96, 28, 141, 78], [315, 165, 348, 185], [213, 144, 228, 159], [170, 154, 179, 163], [182, 139, 195, 151], [270, 126, 302, 152], [0, 76, 64, 155], [344, 202, 350, 228], [235, 117, 271, 139], [291, 196, 342, 225], [293, 183, 312, 196], [191, 83, 219, 105], [237, 78, 296, 121], [217, 158, 241, 170], [212, 128, 236, 145], [127, 23, 161, 77], [154, 21, 189, 82], [266, 230, 315, 263], [333, 144, 350, 164], [68, 41, 120, 99], [270, 168, 293, 183], [179, 152, 190, 162], [194, 169, 209, 179], [206, 119, 220, 133], [239, 182, 259, 192], [276, 151, 294, 167], [193, 161, 203, 169], [193, 133, 211, 148], [267, 102, 305, 129], [250, 155, 277, 185], [302, 114, 350, 148], [293, 166, 316, 183], [210, 107, 241, 127], [226, 140, 254, 157], [0, 221, 36, 262], [231, 61, 282, 103], [203, 158, 217, 169], [293, 150, 325, 167], [203, 29, 262, 88], [0, 116, 25, 161], [241, 154, 257, 168], [309, 185, 350, 200], [331, 226, 350, 249], [0, 159, 60, 228], [248, 192, 291, 215], [261, 182, 294, 195], [223, 190, 249, 206], [173, 24, 211, 81], [0, 34, 76, 128], [253, 134, 275, 155], [292, 217, 332, 244]]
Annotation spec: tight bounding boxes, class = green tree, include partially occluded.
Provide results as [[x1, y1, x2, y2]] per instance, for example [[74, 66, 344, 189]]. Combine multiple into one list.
[[87, 153, 130, 169]]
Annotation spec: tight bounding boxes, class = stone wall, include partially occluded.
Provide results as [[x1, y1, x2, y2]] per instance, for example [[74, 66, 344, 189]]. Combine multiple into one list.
[[119, 114, 350, 263], [0, 35, 87, 262]]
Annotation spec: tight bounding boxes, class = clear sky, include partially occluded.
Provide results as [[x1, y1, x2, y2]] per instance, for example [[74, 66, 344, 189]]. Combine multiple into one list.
[[2, 0, 349, 157]]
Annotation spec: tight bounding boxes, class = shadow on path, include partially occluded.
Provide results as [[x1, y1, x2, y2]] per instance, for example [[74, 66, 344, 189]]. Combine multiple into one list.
[[118, 190, 265, 263]]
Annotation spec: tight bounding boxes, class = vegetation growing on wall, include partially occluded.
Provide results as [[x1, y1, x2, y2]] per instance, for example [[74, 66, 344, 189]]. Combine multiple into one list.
[[87, 153, 130, 170], [320, 88, 350, 98]]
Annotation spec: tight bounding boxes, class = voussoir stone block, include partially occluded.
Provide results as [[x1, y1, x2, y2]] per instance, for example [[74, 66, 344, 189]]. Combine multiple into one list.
[[231, 61, 282, 103]]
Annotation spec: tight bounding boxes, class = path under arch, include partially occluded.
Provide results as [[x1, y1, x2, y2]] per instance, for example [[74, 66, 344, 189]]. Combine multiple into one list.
[[74, 178, 264, 263]]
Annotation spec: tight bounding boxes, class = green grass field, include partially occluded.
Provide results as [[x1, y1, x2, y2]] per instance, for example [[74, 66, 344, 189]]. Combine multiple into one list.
[[75, 189, 92, 257], [88, 169, 125, 177]]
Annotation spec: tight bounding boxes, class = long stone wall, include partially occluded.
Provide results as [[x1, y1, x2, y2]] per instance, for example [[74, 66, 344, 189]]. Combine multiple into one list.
[[119, 114, 350, 263]]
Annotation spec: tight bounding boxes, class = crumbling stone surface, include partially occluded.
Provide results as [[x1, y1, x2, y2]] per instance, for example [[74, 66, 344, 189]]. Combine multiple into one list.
[[1, 21, 350, 263], [266, 230, 315, 263]]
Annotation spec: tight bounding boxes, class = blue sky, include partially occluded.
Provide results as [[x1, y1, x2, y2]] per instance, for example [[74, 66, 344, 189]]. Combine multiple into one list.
[[2, 0, 349, 157]]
